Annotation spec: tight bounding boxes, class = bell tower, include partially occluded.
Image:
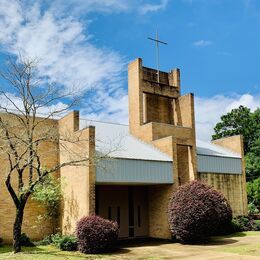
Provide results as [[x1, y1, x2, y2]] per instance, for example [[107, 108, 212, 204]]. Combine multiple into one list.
[[128, 58, 197, 186]]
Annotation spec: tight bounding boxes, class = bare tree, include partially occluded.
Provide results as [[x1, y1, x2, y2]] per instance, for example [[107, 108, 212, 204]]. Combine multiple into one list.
[[0, 57, 92, 253]]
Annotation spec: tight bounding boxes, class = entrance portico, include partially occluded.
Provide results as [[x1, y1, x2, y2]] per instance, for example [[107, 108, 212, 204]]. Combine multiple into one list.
[[94, 147, 174, 239], [96, 185, 149, 238]]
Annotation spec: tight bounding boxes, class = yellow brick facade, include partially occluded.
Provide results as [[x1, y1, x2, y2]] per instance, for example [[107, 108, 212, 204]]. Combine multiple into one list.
[[128, 58, 248, 238], [59, 111, 96, 235], [0, 114, 59, 243], [0, 58, 248, 243], [199, 172, 247, 216]]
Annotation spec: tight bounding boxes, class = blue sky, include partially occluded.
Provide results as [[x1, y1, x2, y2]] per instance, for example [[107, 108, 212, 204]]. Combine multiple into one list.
[[0, 0, 259, 140], [89, 0, 260, 96]]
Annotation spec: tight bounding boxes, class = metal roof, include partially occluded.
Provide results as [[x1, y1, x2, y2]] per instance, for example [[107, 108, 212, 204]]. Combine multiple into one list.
[[196, 139, 241, 158], [80, 119, 241, 161], [80, 119, 172, 162]]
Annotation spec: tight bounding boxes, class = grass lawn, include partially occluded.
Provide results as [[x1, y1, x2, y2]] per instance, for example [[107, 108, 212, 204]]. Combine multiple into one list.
[[213, 231, 260, 257], [0, 231, 260, 259], [0, 245, 105, 259]]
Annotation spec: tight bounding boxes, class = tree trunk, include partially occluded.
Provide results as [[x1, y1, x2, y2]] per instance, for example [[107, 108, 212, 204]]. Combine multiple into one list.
[[13, 205, 25, 253]]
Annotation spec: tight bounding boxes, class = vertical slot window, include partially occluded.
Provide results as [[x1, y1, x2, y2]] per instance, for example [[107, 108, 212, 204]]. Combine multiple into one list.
[[138, 206, 141, 227], [108, 206, 112, 220], [117, 207, 120, 227], [95, 188, 99, 215], [128, 187, 134, 237]]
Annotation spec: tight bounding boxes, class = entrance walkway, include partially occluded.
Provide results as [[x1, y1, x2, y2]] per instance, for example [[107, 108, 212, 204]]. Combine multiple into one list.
[[107, 232, 260, 259]]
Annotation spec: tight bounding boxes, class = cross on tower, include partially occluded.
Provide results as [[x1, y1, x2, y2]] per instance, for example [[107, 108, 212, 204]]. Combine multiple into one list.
[[148, 30, 167, 83]]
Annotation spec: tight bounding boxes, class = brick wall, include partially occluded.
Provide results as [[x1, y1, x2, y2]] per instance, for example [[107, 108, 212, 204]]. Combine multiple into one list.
[[199, 172, 247, 216], [0, 114, 59, 243], [59, 111, 96, 235]]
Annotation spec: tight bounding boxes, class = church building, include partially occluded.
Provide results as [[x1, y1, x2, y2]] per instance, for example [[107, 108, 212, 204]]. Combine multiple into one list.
[[0, 58, 248, 242], [60, 58, 248, 239]]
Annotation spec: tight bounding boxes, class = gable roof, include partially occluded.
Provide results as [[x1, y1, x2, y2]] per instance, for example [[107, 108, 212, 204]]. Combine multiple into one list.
[[80, 119, 241, 161], [196, 139, 241, 158], [80, 119, 172, 162]]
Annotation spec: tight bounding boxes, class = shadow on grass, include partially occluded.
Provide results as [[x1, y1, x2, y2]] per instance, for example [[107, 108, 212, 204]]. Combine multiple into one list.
[[206, 238, 238, 246], [0, 245, 13, 254], [118, 235, 244, 248], [193, 232, 249, 246], [211, 232, 247, 242], [171, 238, 239, 247], [20, 248, 132, 259], [179, 233, 248, 246], [117, 237, 170, 248], [0, 245, 47, 254], [0, 245, 131, 259]]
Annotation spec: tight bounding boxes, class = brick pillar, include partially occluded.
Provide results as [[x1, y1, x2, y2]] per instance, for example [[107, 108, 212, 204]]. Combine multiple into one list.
[[58, 112, 96, 234], [212, 135, 248, 215]]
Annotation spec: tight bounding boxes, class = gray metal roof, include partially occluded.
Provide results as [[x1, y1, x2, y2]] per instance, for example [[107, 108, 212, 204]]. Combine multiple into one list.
[[196, 139, 241, 158], [80, 119, 241, 161], [80, 119, 172, 162]]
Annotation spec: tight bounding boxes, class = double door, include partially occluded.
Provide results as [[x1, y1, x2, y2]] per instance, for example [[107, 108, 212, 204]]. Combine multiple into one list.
[[96, 186, 148, 238]]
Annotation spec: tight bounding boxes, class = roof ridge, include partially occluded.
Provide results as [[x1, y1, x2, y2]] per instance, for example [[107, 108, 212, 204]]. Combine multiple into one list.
[[128, 135, 173, 161], [80, 118, 128, 127], [80, 119, 240, 158]]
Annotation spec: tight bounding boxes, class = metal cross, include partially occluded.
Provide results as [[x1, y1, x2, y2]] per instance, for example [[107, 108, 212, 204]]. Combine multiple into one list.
[[148, 30, 167, 83]]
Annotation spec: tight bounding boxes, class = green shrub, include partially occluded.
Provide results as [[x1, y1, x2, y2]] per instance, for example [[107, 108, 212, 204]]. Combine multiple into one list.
[[34, 235, 53, 246], [58, 236, 77, 251], [20, 233, 35, 247], [50, 233, 63, 247], [168, 181, 232, 243], [248, 203, 259, 214], [232, 216, 260, 231], [255, 220, 260, 229], [34, 233, 62, 246], [35, 233, 77, 251], [32, 175, 62, 233]]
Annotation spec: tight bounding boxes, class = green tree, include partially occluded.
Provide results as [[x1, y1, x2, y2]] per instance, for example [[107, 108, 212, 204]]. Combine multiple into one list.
[[212, 105, 260, 180], [0, 58, 90, 253], [245, 137, 260, 180], [247, 178, 260, 211], [212, 106, 259, 154], [32, 174, 62, 234]]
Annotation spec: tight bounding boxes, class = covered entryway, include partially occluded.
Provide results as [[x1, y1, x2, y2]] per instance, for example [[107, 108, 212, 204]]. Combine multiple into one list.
[[96, 185, 148, 238]]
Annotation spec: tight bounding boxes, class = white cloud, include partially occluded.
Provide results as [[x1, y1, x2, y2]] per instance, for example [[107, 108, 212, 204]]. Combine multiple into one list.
[[0, 0, 125, 95], [195, 93, 260, 141], [2, 0, 258, 146], [0, 0, 168, 123], [82, 94, 129, 124], [43, 0, 169, 15], [79, 93, 260, 143], [0, 92, 68, 118], [193, 40, 213, 47], [139, 0, 169, 14], [49, 0, 131, 15]]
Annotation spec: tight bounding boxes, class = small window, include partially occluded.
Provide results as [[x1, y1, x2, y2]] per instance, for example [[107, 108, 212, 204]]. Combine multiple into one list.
[[117, 207, 120, 227], [138, 206, 141, 227], [108, 206, 112, 220]]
